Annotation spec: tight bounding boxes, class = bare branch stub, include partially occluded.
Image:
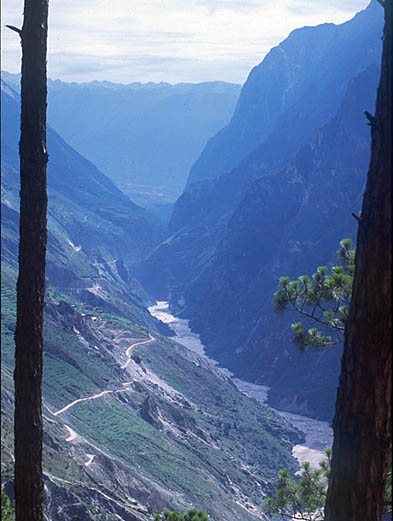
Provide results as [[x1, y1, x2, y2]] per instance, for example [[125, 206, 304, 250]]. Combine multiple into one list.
[[6, 24, 22, 36]]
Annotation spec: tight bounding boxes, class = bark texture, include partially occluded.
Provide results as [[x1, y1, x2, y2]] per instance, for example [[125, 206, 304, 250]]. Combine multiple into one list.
[[324, 1, 392, 520], [14, 1, 49, 521]]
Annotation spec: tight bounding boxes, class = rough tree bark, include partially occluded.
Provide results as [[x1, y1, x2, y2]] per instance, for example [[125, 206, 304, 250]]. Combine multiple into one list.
[[324, 1, 392, 520], [13, 1, 49, 520]]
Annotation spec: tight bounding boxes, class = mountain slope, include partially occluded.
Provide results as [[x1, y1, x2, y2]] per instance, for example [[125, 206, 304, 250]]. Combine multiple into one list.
[[184, 64, 380, 421], [1, 260, 302, 521]]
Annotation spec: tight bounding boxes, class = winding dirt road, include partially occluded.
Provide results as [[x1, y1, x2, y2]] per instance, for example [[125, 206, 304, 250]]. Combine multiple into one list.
[[120, 334, 155, 369], [53, 334, 155, 416]]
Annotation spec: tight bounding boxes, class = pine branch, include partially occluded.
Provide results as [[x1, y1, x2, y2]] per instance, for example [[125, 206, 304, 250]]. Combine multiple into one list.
[[286, 304, 345, 332]]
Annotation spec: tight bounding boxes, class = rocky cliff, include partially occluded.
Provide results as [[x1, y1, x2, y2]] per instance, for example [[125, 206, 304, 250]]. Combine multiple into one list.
[[187, 0, 383, 186], [185, 64, 380, 421]]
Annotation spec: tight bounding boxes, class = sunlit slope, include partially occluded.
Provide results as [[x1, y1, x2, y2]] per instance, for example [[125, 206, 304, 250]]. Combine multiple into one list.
[[1, 266, 302, 520]]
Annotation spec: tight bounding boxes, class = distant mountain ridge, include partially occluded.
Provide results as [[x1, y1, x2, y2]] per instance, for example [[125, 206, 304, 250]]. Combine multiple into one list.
[[2, 71, 241, 204]]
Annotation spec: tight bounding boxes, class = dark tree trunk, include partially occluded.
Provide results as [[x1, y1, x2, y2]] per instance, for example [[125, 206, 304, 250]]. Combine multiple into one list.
[[14, 2, 49, 521], [324, 1, 392, 520]]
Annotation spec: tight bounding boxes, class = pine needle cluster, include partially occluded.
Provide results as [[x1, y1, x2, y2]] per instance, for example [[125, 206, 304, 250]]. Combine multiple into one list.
[[274, 239, 355, 349]]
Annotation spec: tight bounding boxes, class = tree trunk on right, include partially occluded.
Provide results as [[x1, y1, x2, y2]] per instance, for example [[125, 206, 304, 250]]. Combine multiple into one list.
[[324, 1, 392, 520]]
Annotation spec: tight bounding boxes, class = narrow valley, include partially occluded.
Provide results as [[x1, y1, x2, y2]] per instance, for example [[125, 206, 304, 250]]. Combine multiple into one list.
[[2, 1, 390, 520], [148, 302, 333, 471]]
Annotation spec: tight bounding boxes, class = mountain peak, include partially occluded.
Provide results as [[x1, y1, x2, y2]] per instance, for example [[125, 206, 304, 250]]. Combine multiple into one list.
[[187, 0, 383, 187]]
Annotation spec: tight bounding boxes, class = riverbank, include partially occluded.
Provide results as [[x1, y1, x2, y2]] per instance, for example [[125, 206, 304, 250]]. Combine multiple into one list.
[[148, 301, 333, 470]]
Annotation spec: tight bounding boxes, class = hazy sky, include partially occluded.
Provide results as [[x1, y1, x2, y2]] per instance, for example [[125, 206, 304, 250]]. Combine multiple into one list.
[[2, 0, 370, 84]]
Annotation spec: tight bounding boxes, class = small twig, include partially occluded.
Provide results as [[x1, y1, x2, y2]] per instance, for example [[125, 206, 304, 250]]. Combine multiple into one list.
[[352, 212, 368, 225], [364, 110, 376, 127], [6, 24, 22, 35]]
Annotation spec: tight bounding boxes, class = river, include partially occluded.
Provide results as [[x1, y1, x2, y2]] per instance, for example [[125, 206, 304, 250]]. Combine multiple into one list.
[[148, 301, 333, 469]]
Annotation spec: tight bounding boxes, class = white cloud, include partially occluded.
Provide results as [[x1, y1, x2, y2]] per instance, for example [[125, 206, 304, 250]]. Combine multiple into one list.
[[1, 0, 371, 84]]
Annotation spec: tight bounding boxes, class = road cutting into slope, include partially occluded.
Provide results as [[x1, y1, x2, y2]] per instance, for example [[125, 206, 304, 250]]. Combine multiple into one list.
[[53, 334, 155, 416], [120, 334, 155, 369]]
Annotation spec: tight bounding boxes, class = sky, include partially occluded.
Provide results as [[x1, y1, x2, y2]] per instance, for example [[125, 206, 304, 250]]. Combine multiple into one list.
[[1, 0, 370, 85]]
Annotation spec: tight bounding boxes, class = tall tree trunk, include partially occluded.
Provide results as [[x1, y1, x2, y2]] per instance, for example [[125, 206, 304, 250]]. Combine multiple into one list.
[[14, 1, 49, 520], [324, 1, 392, 520]]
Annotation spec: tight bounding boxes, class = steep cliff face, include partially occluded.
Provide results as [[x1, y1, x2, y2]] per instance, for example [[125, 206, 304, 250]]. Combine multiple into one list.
[[137, 1, 383, 306], [185, 65, 380, 421], [187, 0, 383, 186]]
